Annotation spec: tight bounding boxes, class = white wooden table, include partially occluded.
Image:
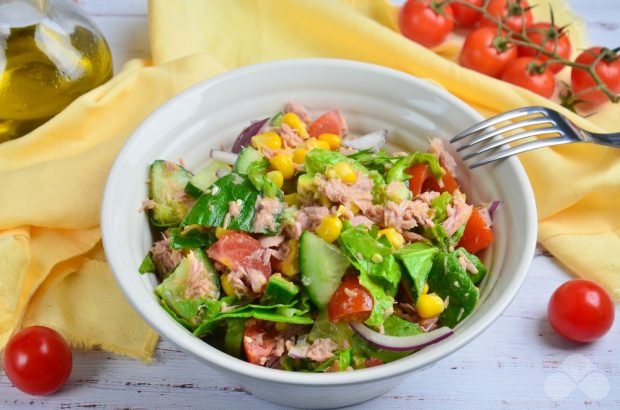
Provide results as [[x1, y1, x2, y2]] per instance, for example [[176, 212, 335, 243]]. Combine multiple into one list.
[[2, 1, 619, 408]]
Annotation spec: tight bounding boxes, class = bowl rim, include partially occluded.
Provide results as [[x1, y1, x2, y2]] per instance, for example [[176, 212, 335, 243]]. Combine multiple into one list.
[[101, 58, 537, 386]]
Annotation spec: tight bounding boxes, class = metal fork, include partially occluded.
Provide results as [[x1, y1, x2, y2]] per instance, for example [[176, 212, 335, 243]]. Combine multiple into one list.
[[450, 106, 620, 168]]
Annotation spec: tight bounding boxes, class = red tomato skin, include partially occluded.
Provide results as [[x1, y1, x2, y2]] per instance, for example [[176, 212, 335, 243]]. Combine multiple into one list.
[[3, 326, 72, 395], [548, 279, 615, 343], [479, 0, 533, 33], [399, 0, 454, 48], [328, 275, 374, 323], [243, 319, 277, 365], [452, 0, 484, 28], [308, 111, 346, 138], [407, 163, 429, 196], [517, 23, 571, 73], [571, 47, 620, 108], [456, 207, 493, 254], [207, 232, 271, 278], [501, 57, 556, 98], [459, 27, 518, 78]]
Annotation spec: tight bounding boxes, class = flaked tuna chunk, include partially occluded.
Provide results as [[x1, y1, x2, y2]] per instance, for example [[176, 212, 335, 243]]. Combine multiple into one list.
[[287, 206, 330, 239], [184, 251, 218, 300], [228, 200, 242, 218], [349, 215, 374, 228], [228, 266, 268, 296], [366, 199, 434, 233], [278, 123, 305, 148], [150, 235, 183, 277], [253, 197, 283, 233], [307, 338, 338, 362], [442, 190, 473, 236], [284, 101, 312, 124], [259, 234, 286, 249], [417, 191, 440, 204], [458, 252, 479, 274], [315, 171, 373, 212], [430, 137, 458, 177]]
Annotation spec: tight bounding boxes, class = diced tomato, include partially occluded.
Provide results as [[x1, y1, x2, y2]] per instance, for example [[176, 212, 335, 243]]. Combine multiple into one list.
[[207, 232, 271, 277], [308, 111, 346, 138], [457, 207, 494, 254], [328, 275, 374, 323], [364, 357, 384, 368], [243, 319, 277, 365], [407, 163, 429, 196], [422, 166, 460, 194]]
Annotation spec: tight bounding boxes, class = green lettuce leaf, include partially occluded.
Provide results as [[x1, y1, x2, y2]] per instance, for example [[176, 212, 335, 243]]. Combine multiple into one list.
[[386, 152, 443, 184], [395, 242, 439, 300], [182, 173, 259, 231]]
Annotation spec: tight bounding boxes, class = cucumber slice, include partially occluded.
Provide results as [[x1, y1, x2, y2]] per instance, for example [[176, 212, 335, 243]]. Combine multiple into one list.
[[185, 160, 232, 198], [234, 146, 264, 175], [260, 275, 300, 305], [149, 160, 194, 227], [300, 231, 350, 310]]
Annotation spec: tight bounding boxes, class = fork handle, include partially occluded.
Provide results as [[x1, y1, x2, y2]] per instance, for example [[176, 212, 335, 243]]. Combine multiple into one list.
[[590, 132, 620, 148]]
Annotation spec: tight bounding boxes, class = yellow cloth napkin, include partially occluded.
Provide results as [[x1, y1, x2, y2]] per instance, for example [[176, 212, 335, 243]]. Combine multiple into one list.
[[0, 0, 618, 360]]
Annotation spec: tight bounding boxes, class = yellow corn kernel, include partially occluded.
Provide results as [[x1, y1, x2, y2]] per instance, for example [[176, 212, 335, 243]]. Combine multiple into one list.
[[386, 182, 411, 204], [422, 283, 429, 295], [275, 322, 289, 331], [297, 173, 315, 194], [305, 138, 330, 150], [269, 153, 295, 179], [275, 240, 299, 277], [415, 293, 445, 319], [315, 140, 331, 150], [293, 148, 308, 164], [333, 162, 357, 184], [251, 131, 282, 150], [318, 133, 341, 150], [221, 273, 236, 297], [282, 112, 309, 139], [378, 228, 405, 249], [319, 194, 331, 207], [266, 170, 284, 188], [215, 227, 231, 239], [315, 215, 343, 243], [283, 193, 300, 206]]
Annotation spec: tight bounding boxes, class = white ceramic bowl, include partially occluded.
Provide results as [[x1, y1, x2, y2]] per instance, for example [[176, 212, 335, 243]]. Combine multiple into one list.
[[101, 59, 537, 408]]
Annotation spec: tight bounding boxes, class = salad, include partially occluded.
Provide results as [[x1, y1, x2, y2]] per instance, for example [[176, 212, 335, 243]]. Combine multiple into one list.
[[138, 102, 495, 371]]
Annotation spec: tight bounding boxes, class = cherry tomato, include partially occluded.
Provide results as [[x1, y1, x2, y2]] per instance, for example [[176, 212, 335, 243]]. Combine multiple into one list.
[[3, 326, 72, 395], [399, 0, 454, 48], [328, 275, 373, 323], [407, 163, 429, 196], [457, 207, 493, 254], [571, 47, 620, 108], [548, 279, 615, 343], [243, 319, 277, 365], [459, 27, 518, 78], [422, 165, 460, 194], [479, 0, 533, 33], [207, 232, 271, 278], [501, 57, 556, 98], [452, 0, 484, 28], [308, 111, 346, 138], [517, 23, 572, 73]]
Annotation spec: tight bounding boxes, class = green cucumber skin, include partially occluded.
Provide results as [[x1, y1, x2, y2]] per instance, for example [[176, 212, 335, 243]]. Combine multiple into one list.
[[299, 231, 350, 310], [234, 147, 264, 175], [149, 160, 194, 227]]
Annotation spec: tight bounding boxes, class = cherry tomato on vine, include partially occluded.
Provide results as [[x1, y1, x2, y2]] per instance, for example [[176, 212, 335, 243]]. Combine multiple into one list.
[[3, 326, 73, 395], [501, 57, 556, 98], [452, 0, 484, 28], [399, 0, 454, 48], [548, 279, 615, 343], [479, 0, 533, 33], [517, 23, 572, 73], [459, 27, 518, 78], [571, 47, 620, 108]]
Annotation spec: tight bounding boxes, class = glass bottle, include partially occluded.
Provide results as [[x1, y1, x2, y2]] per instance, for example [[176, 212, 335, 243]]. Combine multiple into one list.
[[0, 0, 112, 141]]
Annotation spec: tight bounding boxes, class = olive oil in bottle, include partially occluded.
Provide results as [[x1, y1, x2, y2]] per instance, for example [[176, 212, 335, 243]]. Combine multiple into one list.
[[0, 0, 112, 141]]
